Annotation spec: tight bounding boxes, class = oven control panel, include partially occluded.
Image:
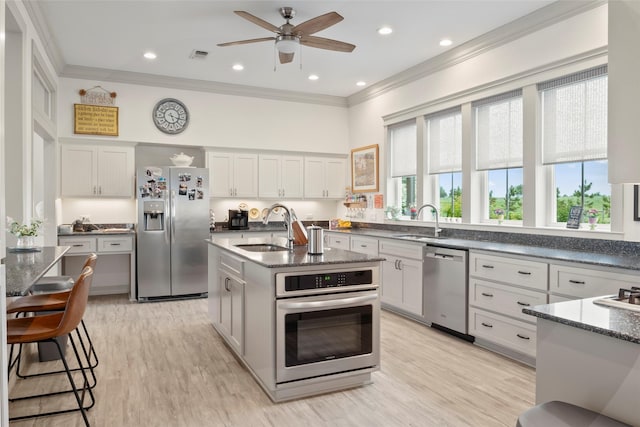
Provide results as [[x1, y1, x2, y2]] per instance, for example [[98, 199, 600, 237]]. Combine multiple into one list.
[[284, 270, 373, 291]]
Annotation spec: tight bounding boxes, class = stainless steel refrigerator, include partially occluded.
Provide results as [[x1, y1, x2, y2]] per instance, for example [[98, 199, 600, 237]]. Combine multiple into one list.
[[136, 166, 209, 300]]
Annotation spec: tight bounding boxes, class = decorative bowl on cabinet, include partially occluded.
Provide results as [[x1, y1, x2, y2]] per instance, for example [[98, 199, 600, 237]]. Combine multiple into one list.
[[170, 152, 194, 167]]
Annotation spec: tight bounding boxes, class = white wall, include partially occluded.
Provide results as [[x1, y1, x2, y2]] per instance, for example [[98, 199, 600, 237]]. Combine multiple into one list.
[[57, 78, 350, 154]]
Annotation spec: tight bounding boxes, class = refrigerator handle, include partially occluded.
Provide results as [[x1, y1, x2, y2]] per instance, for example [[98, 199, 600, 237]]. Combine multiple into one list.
[[171, 189, 176, 243], [164, 190, 170, 245]]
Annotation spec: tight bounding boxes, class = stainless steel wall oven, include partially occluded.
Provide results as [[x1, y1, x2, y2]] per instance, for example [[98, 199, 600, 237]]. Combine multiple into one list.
[[275, 268, 380, 384]]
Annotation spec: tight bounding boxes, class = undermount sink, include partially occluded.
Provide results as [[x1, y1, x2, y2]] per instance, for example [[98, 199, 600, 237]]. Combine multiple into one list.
[[235, 244, 290, 252], [392, 234, 447, 240]]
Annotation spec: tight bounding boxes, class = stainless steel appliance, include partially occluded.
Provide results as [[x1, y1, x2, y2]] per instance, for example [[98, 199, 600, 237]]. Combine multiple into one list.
[[275, 268, 380, 384], [136, 166, 209, 300], [228, 209, 248, 230], [423, 246, 470, 337]]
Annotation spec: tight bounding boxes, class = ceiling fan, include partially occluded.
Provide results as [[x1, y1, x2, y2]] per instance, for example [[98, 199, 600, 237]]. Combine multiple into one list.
[[217, 7, 356, 64]]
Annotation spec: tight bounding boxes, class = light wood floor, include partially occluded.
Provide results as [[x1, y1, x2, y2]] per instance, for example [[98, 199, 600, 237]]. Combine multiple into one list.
[[8, 295, 535, 426]]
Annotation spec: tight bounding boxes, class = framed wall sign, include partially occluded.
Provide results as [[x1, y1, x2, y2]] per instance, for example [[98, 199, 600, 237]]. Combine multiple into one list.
[[351, 144, 379, 193], [566, 206, 583, 229], [74, 104, 119, 136]]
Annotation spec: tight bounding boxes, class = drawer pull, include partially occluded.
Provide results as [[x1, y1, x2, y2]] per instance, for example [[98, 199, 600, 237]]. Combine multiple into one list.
[[516, 301, 530, 307], [72, 244, 84, 247], [110, 243, 121, 246], [569, 279, 586, 285], [360, 244, 367, 248], [481, 292, 494, 297], [518, 270, 532, 275], [516, 334, 530, 340], [481, 264, 494, 269], [481, 322, 493, 328]]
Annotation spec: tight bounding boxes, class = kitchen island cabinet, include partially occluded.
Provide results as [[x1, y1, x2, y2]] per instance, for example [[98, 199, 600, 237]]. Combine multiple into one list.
[[208, 236, 383, 402], [524, 298, 640, 426]]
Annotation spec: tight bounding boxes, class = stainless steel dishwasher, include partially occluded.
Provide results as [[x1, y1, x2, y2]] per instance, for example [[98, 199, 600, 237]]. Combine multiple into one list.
[[423, 245, 470, 338]]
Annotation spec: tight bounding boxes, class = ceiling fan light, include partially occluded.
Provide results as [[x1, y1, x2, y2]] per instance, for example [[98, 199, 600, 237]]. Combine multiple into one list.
[[276, 36, 299, 54]]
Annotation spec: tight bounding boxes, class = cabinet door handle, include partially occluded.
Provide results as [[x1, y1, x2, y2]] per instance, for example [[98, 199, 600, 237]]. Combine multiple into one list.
[[110, 243, 121, 246], [516, 301, 530, 307], [481, 322, 493, 328], [397, 260, 402, 270], [481, 264, 494, 269], [93, 186, 97, 195], [99, 186, 102, 195], [72, 244, 84, 247], [224, 277, 230, 292], [518, 270, 531, 275], [516, 334, 530, 340], [481, 292, 494, 297], [282, 189, 285, 197], [229, 188, 233, 196], [569, 279, 586, 285]]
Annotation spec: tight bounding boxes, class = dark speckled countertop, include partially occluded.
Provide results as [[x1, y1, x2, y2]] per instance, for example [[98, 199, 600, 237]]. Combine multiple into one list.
[[3, 246, 70, 296], [207, 236, 384, 268], [523, 298, 640, 344], [325, 228, 640, 271]]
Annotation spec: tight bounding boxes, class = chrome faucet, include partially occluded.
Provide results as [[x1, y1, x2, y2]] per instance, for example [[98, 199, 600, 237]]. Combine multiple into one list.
[[416, 203, 442, 238], [263, 203, 294, 250]]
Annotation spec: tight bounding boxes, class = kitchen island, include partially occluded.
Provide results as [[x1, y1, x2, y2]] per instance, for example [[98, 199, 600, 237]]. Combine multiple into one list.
[[524, 298, 640, 426], [207, 235, 384, 402]]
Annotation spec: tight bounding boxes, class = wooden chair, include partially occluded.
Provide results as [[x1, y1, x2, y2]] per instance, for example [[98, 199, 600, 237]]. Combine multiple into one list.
[[7, 266, 95, 426], [7, 253, 99, 378]]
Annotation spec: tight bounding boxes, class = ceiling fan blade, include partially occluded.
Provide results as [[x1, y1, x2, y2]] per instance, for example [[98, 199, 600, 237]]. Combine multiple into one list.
[[292, 11, 343, 36], [279, 51, 295, 64], [300, 36, 355, 52], [217, 37, 275, 47], [234, 11, 280, 33]]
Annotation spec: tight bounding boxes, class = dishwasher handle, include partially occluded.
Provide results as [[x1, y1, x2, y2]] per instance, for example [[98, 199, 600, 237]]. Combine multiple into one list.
[[425, 248, 466, 263]]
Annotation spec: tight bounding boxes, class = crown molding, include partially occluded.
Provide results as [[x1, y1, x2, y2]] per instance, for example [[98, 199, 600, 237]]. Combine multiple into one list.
[[23, 0, 65, 74], [347, 0, 607, 107], [59, 65, 348, 107]]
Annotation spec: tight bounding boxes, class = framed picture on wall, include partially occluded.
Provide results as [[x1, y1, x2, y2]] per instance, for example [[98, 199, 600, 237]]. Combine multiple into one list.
[[351, 144, 379, 193]]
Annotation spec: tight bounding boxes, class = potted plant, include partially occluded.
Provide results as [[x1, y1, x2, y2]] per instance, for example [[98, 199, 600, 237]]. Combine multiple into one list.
[[494, 209, 505, 224], [585, 208, 599, 230], [7, 217, 42, 248]]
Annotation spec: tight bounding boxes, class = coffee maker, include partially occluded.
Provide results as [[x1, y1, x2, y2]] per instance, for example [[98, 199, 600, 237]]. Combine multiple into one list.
[[228, 209, 249, 230]]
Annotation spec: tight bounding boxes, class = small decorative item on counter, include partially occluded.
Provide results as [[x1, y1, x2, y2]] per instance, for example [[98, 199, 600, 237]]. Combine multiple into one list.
[[385, 206, 400, 220], [7, 217, 42, 249], [337, 219, 351, 229], [494, 209, 505, 224], [410, 206, 417, 220], [585, 208, 599, 230]]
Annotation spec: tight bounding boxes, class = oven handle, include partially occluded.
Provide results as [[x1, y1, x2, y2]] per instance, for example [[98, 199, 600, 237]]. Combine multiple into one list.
[[279, 293, 378, 310]]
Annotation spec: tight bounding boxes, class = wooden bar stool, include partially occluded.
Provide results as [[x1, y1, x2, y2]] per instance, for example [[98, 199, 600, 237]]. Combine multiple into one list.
[[7, 253, 99, 379], [516, 401, 631, 427], [7, 266, 95, 426]]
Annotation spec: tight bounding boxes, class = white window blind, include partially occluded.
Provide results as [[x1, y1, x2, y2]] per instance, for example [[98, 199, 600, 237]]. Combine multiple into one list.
[[427, 108, 462, 174], [539, 66, 608, 164], [474, 90, 523, 170], [389, 122, 417, 177]]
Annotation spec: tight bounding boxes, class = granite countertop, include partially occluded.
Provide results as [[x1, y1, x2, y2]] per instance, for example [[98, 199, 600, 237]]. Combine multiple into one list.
[[523, 298, 640, 345], [208, 236, 384, 268], [325, 228, 640, 271], [3, 246, 70, 296], [60, 229, 135, 236]]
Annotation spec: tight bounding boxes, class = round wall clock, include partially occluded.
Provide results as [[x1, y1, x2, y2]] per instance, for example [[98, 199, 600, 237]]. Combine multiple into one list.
[[153, 98, 189, 134]]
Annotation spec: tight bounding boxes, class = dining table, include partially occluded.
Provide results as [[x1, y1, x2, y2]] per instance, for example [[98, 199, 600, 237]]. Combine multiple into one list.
[[2, 246, 70, 297]]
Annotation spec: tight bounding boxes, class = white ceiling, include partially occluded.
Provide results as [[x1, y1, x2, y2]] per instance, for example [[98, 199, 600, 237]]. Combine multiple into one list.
[[36, 0, 557, 98]]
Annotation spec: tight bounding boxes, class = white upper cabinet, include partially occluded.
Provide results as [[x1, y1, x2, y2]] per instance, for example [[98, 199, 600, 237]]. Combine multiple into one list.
[[304, 157, 346, 199], [61, 144, 134, 198], [208, 152, 258, 198], [258, 154, 303, 199]]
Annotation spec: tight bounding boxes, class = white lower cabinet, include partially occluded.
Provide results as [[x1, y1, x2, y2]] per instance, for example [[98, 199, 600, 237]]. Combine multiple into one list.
[[349, 236, 379, 256], [218, 271, 244, 355], [325, 232, 350, 250], [468, 251, 548, 362], [379, 239, 423, 317]]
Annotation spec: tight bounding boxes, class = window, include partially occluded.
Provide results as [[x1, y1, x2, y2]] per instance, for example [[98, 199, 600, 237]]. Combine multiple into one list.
[[474, 91, 523, 221], [388, 121, 417, 216], [427, 108, 462, 218], [539, 66, 609, 226]]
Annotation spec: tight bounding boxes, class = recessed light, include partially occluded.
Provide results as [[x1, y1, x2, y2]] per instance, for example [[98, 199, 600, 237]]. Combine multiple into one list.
[[232, 64, 244, 71], [308, 74, 319, 81], [439, 39, 452, 47], [378, 26, 393, 35], [143, 51, 157, 60], [356, 81, 366, 87]]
